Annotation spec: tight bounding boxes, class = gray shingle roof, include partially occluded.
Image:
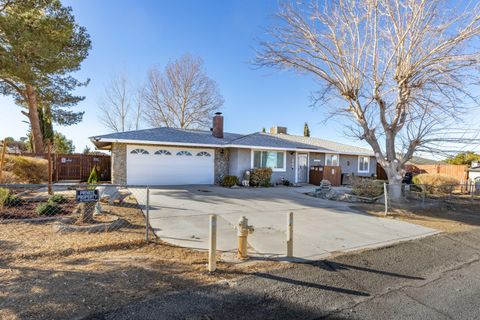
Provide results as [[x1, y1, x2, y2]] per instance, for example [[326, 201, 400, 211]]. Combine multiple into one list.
[[91, 128, 242, 147], [266, 133, 374, 156], [91, 127, 373, 155], [228, 133, 319, 150]]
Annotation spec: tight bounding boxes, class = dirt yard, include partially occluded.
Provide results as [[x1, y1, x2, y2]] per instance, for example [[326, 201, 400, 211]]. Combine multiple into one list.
[[0, 197, 278, 320], [351, 201, 480, 233]]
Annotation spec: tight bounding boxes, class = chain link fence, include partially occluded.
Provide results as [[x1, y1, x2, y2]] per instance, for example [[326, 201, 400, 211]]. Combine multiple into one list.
[[384, 181, 480, 213], [0, 183, 153, 260]]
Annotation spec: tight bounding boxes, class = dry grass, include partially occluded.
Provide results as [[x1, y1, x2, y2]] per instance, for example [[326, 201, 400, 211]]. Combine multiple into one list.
[[0, 197, 279, 320], [351, 202, 479, 233], [3, 155, 48, 184]]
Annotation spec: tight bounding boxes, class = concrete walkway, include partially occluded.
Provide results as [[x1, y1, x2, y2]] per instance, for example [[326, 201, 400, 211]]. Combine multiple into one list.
[[134, 185, 437, 260]]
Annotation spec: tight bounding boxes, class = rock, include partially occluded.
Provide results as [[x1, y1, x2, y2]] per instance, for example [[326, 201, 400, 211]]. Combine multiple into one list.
[[53, 218, 130, 233]]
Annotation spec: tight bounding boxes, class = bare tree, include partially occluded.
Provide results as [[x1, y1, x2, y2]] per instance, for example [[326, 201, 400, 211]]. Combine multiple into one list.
[[256, 0, 480, 199], [143, 54, 224, 129], [98, 74, 143, 132]]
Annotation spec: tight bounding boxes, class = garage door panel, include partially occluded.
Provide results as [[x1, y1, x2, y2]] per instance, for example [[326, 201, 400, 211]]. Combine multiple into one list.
[[126, 146, 214, 185]]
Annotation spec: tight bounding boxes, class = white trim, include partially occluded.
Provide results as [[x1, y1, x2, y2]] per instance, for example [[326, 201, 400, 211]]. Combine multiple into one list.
[[93, 138, 222, 148], [358, 155, 370, 173], [92, 138, 374, 156], [294, 152, 298, 183], [325, 153, 340, 166], [251, 149, 287, 172], [90, 137, 374, 157]]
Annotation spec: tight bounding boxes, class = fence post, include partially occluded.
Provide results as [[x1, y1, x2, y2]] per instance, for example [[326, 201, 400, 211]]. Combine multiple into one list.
[[146, 186, 150, 242], [0, 138, 6, 183], [47, 140, 53, 195], [383, 183, 388, 216], [471, 181, 475, 202], [208, 214, 217, 272], [286, 212, 293, 258]]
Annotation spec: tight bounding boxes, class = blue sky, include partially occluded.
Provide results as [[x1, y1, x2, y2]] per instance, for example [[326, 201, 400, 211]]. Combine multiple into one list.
[[0, 0, 477, 154]]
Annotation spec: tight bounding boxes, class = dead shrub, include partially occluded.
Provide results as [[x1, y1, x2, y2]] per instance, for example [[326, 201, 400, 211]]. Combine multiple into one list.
[[351, 178, 384, 198], [412, 173, 459, 194], [3, 155, 48, 183]]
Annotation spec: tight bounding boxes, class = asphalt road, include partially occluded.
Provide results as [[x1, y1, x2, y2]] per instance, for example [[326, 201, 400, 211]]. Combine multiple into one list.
[[87, 228, 480, 320]]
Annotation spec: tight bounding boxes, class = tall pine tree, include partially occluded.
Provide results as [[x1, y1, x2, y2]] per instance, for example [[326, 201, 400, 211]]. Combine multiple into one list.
[[304, 122, 310, 137], [0, 0, 90, 153]]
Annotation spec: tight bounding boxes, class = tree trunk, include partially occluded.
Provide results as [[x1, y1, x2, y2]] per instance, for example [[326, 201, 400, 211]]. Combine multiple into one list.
[[77, 202, 95, 224], [25, 84, 45, 154], [384, 164, 404, 201]]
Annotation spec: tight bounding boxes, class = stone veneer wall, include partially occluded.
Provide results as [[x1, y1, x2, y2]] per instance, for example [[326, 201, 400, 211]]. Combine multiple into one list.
[[111, 143, 127, 185], [214, 148, 230, 184]]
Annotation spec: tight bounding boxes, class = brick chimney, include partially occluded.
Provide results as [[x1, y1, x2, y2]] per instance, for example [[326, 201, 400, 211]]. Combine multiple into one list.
[[269, 126, 287, 134], [212, 112, 224, 138]]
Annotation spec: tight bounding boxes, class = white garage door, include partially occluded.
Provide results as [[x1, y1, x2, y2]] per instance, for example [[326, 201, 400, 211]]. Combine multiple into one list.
[[126, 145, 215, 185]]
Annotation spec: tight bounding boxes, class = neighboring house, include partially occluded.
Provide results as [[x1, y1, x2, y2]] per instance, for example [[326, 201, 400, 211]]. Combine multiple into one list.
[[90, 113, 376, 186], [468, 162, 480, 182]]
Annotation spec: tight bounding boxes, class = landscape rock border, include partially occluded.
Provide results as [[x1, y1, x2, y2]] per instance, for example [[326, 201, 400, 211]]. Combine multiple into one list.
[[53, 217, 130, 233]]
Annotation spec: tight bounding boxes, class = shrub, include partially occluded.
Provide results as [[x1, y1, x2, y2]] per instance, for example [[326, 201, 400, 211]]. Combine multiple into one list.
[[412, 174, 459, 194], [0, 188, 9, 208], [3, 155, 48, 183], [36, 202, 62, 216], [4, 194, 22, 207], [222, 175, 239, 187], [250, 168, 273, 187], [88, 166, 99, 184], [49, 194, 68, 204], [0, 188, 22, 207], [351, 178, 384, 198], [281, 178, 292, 186]]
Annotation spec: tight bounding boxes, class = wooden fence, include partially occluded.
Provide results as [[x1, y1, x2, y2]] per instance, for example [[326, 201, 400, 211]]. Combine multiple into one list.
[[405, 164, 468, 181], [7, 153, 111, 182], [309, 165, 342, 186]]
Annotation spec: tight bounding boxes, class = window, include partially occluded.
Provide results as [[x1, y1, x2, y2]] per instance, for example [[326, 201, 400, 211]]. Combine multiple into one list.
[[130, 148, 149, 155], [196, 151, 211, 157], [325, 154, 339, 166], [176, 151, 192, 156], [358, 156, 370, 173], [252, 150, 286, 171], [154, 149, 172, 155]]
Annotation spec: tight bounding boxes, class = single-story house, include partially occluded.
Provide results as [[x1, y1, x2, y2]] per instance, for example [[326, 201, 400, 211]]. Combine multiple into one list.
[[468, 162, 480, 182], [90, 113, 376, 186]]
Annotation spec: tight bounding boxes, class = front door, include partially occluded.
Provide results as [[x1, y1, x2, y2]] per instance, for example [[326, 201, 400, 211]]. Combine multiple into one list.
[[297, 154, 308, 183]]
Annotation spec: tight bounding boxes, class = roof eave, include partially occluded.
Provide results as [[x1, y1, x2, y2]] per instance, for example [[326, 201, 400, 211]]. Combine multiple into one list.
[[89, 138, 374, 156]]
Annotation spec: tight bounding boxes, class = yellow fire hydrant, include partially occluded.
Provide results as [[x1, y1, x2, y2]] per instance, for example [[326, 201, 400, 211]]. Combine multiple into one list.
[[236, 216, 254, 259]]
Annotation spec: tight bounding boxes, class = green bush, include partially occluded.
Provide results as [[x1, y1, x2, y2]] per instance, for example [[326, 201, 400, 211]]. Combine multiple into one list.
[[351, 178, 384, 198], [49, 194, 68, 204], [36, 202, 62, 216], [250, 168, 273, 187], [0, 188, 22, 207], [3, 155, 48, 183], [412, 174, 459, 194], [4, 194, 22, 207], [0, 188, 9, 207], [222, 175, 239, 187], [88, 166, 99, 184]]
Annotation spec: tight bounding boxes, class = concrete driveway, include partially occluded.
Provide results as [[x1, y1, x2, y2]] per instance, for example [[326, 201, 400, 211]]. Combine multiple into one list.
[[137, 185, 437, 260]]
